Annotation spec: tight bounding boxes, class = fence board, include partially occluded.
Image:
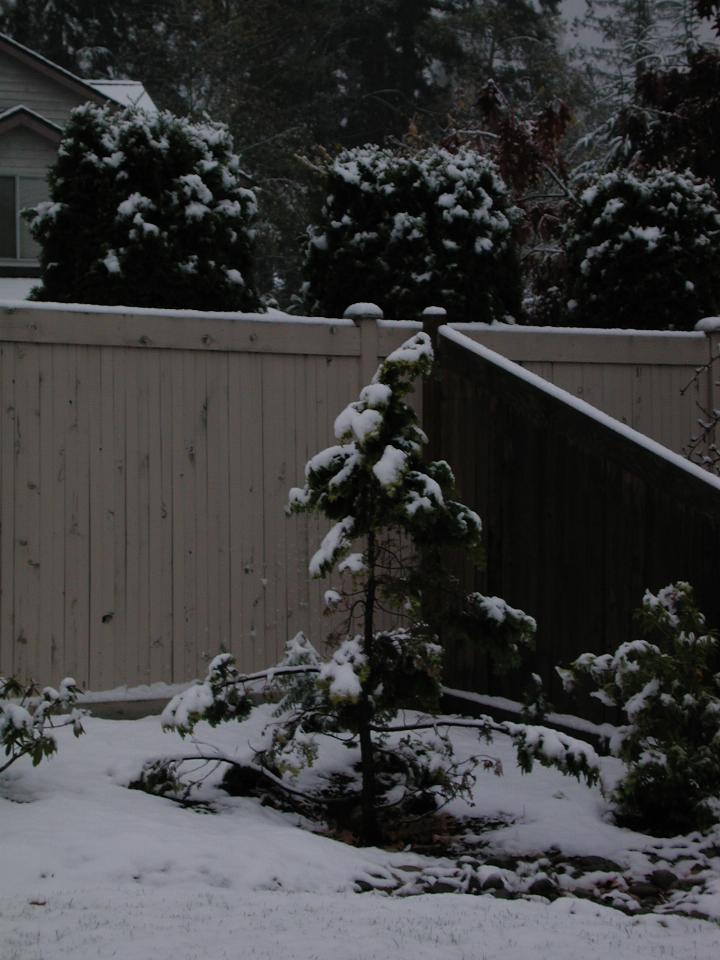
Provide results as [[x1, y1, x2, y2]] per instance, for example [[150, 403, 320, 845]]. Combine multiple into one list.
[[13, 342, 40, 682], [111, 348, 128, 687], [0, 347, 12, 679], [152, 350, 174, 680], [205, 352, 231, 659], [228, 351, 265, 673]]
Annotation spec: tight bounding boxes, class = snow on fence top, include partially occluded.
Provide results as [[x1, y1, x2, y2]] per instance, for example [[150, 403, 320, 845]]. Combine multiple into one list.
[[453, 322, 708, 340], [440, 324, 720, 493], [696, 316, 720, 332], [0, 300, 356, 327]]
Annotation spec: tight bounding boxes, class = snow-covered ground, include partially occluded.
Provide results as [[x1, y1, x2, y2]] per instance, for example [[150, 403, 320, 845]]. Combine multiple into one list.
[[1, 707, 719, 960]]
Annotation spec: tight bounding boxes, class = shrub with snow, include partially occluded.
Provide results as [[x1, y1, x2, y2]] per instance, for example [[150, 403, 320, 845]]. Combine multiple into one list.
[[302, 145, 523, 323], [564, 168, 720, 330], [558, 582, 720, 835], [27, 103, 259, 311], [0, 676, 84, 773]]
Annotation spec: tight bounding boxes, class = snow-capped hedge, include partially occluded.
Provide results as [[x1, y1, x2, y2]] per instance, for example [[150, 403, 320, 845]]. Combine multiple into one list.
[[27, 104, 259, 311], [302, 145, 523, 323], [565, 168, 720, 330]]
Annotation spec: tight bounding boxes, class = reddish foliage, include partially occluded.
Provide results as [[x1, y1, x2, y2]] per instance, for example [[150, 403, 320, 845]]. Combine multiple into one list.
[[474, 81, 570, 193]]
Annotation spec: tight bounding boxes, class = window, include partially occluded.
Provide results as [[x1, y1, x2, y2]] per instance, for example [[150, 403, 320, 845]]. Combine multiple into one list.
[[0, 175, 48, 261]]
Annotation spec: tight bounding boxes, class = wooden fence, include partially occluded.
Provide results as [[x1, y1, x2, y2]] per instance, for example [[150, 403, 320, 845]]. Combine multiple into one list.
[[0, 302, 417, 689], [433, 326, 720, 716], [457, 324, 719, 457], [1, 302, 719, 694]]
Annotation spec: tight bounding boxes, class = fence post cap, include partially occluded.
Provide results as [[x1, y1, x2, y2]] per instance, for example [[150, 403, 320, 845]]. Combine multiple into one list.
[[343, 302, 384, 323], [422, 306, 447, 318], [695, 316, 720, 333]]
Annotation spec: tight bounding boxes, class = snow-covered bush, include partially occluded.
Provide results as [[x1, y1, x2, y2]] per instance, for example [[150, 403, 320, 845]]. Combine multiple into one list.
[[302, 145, 523, 323], [558, 582, 720, 835], [564, 168, 720, 330], [1, 676, 84, 773], [158, 329, 600, 845], [27, 104, 259, 311]]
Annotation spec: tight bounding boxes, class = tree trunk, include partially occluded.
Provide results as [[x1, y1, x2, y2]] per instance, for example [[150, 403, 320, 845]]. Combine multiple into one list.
[[358, 530, 379, 845]]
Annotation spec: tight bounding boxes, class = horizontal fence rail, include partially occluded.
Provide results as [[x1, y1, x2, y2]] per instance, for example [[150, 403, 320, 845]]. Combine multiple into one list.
[[433, 326, 720, 717]]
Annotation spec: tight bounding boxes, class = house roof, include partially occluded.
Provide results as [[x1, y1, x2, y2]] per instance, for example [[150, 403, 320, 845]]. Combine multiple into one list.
[[0, 105, 63, 142], [0, 32, 156, 114], [86, 80, 157, 113]]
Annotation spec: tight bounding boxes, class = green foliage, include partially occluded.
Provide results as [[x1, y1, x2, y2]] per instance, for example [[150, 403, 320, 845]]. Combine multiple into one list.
[[464, 593, 537, 675], [508, 721, 601, 787], [27, 103, 259, 311], [558, 582, 720, 835], [618, 50, 720, 195], [0, 676, 84, 774], [162, 653, 254, 735], [302, 145, 523, 323], [563, 168, 720, 330]]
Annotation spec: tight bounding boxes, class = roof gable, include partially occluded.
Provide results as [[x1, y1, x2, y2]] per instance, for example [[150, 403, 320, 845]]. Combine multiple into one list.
[[0, 32, 111, 107], [0, 105, 62, 143], [0, 33, 156, 114]]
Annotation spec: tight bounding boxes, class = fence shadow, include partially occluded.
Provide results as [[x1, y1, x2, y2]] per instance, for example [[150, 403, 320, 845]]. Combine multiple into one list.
[[433, 327, 720, 719]]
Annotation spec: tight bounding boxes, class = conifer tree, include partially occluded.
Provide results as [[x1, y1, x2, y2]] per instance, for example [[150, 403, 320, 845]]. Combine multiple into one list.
[[563, 167, 720, 330], [558, 581, 720, 834], [158, 330, 601, 845], [27, 103, 259, 311], [302, 145, 522, 323]]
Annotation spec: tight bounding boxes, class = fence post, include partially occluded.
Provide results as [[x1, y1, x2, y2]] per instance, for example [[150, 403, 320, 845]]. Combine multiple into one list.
[[422, 306, 447, 464], [344, 302, 382, 386], [696, 317, 720, 461], [708, 329, 720, 418]]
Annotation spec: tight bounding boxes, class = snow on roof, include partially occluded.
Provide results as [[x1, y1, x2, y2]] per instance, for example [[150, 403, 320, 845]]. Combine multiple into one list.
[[0, 33, 155, 113], [86, 80, 157, 114]]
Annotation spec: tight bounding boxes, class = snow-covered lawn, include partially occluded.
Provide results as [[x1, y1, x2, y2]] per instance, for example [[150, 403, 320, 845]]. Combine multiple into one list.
[[1, 708, 719, 960]]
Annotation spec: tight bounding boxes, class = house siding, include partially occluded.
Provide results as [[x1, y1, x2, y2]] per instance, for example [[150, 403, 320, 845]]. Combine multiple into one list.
[[0, 53, 90, 125], [0, 125, 56, 175]]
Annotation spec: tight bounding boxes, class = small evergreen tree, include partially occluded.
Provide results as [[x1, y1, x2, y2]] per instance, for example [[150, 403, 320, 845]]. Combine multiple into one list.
[[558, 582, 720, 835], [302, 145, 522, 323], [563, 167, 720, 329], [159, 329, 600, 845], [27, 103, 259, 311]]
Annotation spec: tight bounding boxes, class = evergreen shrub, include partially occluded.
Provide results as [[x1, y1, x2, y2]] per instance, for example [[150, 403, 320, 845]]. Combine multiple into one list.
[[558, 582, 720, 835], [1, 676, 84, 773], [27, 104, 259, 311], [564, 168, 720, 330], [302, 145, 523, 323]]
